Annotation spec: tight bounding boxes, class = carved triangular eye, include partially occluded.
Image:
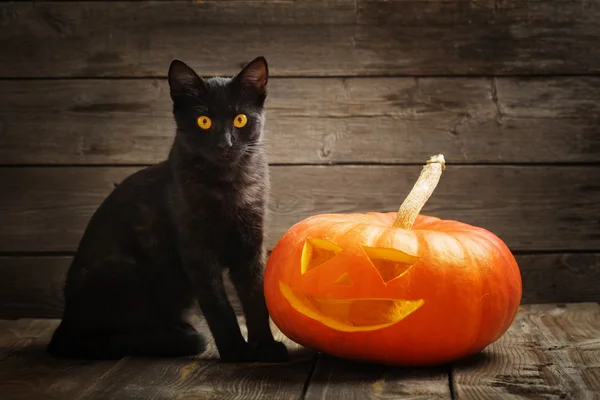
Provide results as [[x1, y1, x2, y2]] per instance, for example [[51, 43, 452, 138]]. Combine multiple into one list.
[[301, 238, 343, 274], [362, 246, 420, 283]]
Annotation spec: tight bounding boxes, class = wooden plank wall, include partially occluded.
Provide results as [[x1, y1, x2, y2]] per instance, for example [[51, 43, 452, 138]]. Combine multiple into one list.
[[0, 0, 599, 319]]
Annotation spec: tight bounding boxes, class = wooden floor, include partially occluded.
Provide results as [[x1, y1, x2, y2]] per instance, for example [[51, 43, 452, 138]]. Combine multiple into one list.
[[0, 303, 598, 400]]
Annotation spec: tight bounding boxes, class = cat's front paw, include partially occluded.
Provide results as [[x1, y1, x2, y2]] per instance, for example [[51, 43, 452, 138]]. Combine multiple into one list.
[[218, 341, 254, 363], [249, 340, 289, 363]]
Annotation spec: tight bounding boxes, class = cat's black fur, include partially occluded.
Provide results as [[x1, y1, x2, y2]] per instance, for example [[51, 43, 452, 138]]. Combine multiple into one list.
[[46, 57, 289, 363]]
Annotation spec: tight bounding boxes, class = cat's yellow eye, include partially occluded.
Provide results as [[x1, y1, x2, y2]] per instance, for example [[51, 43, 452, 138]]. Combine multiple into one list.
[[233, 114, 248, 128], [197, 116, 212, 130]]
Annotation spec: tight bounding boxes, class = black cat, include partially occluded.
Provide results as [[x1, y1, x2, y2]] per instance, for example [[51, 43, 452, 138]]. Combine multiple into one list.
[[47, 57, 289, 363]]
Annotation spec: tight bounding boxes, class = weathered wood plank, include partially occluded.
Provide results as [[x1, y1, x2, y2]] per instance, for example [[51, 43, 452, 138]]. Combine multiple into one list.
[[305, 354, 451, 399], [0, 166, 598, 252], [0, 319, 56, 363], [358, 0, 495, 26], [2, 254, 599, 319], [526, 304, 600, 399], [0, 256, 244, 320], [0, 257, 66, 319], [0, 316, 314, 400], [452, 303, 600, 399], [0, 319, 127, 400], [357, 0, 599, 26], [78, 318, 315, 400], [1, 305, 598, 400], [497, 77, 600, 119], [519, 253, 600, 305], [1, 1, 599, 77], [1, 77, 599, 164], [78, 318, 316, 400]]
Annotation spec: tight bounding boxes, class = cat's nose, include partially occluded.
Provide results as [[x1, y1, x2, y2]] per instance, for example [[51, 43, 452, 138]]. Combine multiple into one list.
[[217, 133, 233, 150]]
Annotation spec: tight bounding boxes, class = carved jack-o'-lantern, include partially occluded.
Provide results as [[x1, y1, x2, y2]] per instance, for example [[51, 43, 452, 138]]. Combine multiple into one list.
[[264, 155, 522, 366]]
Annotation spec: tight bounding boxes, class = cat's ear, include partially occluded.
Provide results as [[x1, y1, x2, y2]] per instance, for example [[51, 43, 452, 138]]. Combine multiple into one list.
[[168, 59, 206, 101], [235, 56, 268, 95]]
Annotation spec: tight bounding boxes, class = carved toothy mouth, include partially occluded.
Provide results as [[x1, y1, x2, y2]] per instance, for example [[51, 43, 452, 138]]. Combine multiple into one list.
[[279, 281, 424, 332]]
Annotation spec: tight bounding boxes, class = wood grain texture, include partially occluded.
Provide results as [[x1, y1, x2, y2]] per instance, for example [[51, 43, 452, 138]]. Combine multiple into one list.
[[0, 305, 598, 399], [78, 318, 315, 400], [0, 257, 67, 319], [0, 319, 126, 400], [0, 165, 598, 252], [452, 303, 600, 399], [1, 1, 599, 77], [0, 256, 242, 320], [0, 317, 314, 400], [305, 354, 451, 399], [1, 77, 599, 164], [1, 254, 599, 319], [358, 0, 496, 26], [0, 319, 56, 363], [526, 303, 600, 399], [357, 0, 599, 26], [519, 253, 600, 305]]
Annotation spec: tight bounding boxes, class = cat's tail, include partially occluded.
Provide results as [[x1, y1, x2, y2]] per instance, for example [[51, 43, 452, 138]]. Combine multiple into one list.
[[46, 322, 206, 360]]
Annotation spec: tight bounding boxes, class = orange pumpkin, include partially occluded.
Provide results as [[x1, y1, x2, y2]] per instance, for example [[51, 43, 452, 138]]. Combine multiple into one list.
[[264, 154, 522, 366]]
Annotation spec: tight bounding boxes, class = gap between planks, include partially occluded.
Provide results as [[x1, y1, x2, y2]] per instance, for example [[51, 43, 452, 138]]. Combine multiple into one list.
[[451, 303, 600, 399], [0, 304, 598, 399], [2, 253, 600, 321], [0, 317, 317, 400], [2, 77, 600, 165], [2, 165, 599, 253]]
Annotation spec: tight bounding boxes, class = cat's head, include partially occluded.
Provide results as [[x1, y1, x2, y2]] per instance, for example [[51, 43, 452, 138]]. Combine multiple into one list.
[[168, 57, 268, 165]]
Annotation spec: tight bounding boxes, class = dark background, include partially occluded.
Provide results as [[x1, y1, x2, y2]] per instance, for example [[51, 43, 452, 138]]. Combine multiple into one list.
[[0, 0, 599, 319]]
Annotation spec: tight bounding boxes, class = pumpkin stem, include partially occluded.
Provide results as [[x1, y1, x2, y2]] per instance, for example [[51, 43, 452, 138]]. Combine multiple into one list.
[[392, 154, 446, 229]]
